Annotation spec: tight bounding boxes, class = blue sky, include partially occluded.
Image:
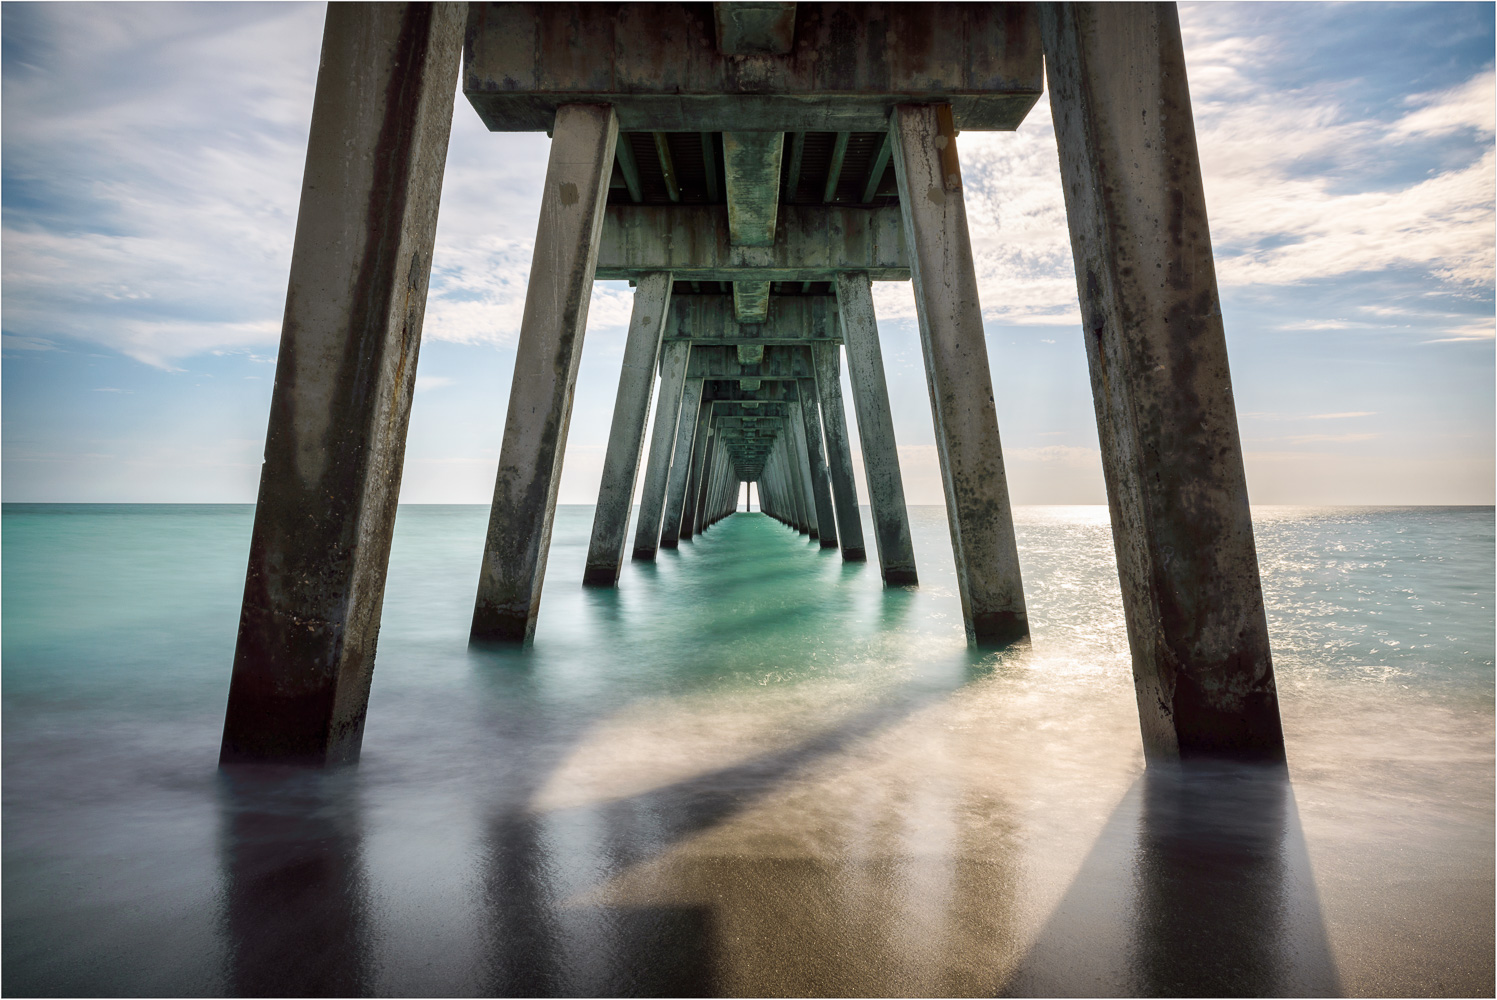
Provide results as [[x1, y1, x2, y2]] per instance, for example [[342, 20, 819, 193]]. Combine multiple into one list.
[[3, 2, 1493, 505]]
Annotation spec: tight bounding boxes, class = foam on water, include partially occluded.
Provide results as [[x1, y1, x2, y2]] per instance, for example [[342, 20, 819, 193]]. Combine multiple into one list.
[[3, 504, 1492, 995]]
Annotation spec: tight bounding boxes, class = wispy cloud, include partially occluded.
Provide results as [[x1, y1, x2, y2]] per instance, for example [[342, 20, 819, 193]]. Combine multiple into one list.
[[414, 375, 455, 393]]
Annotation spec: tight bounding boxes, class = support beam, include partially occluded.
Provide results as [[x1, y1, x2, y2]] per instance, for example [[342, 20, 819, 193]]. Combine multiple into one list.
[[1042, 2, 1284, 762], [785, 131, 807, 200], [615, 134, 643, 202], [630, 341, 691, 561], [891, 103, 1027, 644], [714, 2, 798, 55], [658, 380, 706, 549], [700, 133, 720, 201], [835, 273, 917, 584], [822, 131, 850, 202], [465, 4, 1043, 132], [733, 281, 772, 323], [796, 378, 840, 549], [723, 132, 785, 246], [596, 204, 908, 281], [861, 132, 893, 203], [812, 341, 868, 561], [688, 344, 813, 379], [585, 273, 673, 586], [666, 294, 839, 344], [220, 3, 463, 766], [653, 132, 681, 202], [471, 104, 618, 642]]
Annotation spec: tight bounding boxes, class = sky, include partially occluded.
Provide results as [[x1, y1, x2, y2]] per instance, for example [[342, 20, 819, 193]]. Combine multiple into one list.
[[2, 2, 1493, 506]]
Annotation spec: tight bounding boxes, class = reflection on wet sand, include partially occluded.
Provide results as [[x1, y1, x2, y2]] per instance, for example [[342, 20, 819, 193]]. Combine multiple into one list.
[[217, 769, 371, 997]]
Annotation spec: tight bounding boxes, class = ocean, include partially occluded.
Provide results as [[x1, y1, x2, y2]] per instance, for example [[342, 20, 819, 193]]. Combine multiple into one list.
[[3, 503, 1492, 996]]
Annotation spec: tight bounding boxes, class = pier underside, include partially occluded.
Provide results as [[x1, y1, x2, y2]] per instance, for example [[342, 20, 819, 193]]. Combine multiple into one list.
[[225, 1, 1283, 771]]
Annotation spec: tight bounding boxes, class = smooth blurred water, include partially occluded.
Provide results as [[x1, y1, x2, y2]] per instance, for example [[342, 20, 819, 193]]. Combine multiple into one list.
[[3, 503, 1492, 996]]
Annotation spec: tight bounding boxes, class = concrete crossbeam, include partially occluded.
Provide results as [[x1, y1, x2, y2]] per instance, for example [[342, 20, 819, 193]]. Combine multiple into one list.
[[465, 2, 1042, 132], [596, 205, 909, 281], [221, 3, 464, 766], [665, 294, 839, 344], [892, 102, 1027, 644], [471, 104, 618, 642], [1042, 3, 1284, 762], [688, 344, 813, 379], [702, 380, 800, 403]]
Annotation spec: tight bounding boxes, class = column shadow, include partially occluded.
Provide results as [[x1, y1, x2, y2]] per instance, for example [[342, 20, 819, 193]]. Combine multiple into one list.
[[998, 761, 1342, 997], [475, 669, 984, 996]]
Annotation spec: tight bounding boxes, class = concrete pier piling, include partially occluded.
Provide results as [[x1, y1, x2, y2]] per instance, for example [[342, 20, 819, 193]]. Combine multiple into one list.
[[680, 392, 714, 541], [220, 2, 463, 765], [659, 384, 705, 549], [835, 273, 917, 585], [584, 272, 673, 586], [1042, 2, 1285, 761], [471, 104, 618, 641], [812, 342, 868, 562], [631, 341, 691, 560], [891, 103, 1028, 645], [795, 377, 840, 549], [787, 401, 820, 539]]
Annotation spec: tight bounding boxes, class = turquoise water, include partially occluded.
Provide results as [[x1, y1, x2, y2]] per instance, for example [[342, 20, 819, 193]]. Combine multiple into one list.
[[3, 504, 1493, 995]]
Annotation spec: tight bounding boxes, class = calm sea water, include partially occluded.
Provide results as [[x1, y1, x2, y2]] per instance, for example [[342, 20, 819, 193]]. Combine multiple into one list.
[[3, 504, 1492, 996]]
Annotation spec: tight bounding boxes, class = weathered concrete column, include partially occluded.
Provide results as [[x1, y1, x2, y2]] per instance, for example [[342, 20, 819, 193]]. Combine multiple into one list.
[[812, 342, 869, 562], [221, 2, 463, 766], [769, 440, 796, 531], [472, 103, 618, 642], [777, 440, 802, 532], [787, 402, 820, 538], [891, 103, 1028, 644], [1042, 2, 1285, 761], [630, 341, 690, 560], [659, 382, 706, 548], [688, 425, 712, 535], [835, 273, 917, 584], [692, 425, 718, 534], [795, 378, 840, 549], [679, 392, 715, 540], [584, 272, 673, 586]]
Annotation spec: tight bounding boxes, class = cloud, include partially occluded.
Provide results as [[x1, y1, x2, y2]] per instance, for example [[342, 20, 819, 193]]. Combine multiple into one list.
[[2, 3, 321, 367], [1423, 319, 1496, 343], [1178, 13, 1495, 291], [1388, 70, 1497, 141], [1, 3, 1490, 371], [414, 375, 455, 393]]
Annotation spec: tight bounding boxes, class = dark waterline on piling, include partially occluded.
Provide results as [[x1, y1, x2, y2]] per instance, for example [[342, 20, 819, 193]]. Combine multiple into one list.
[[3, 504, 1492, 995]]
